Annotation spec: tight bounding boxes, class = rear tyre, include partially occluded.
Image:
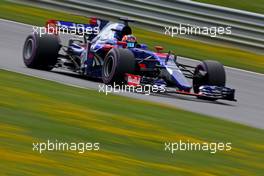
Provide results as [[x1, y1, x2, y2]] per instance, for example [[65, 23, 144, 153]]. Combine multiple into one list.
[[193, 60, 226, 100], [102, 48, 135, 84], [23, 33, 60, 70]]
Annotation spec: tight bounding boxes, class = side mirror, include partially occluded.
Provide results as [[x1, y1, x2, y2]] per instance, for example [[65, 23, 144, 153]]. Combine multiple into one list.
[[154, 46, 164, 53]]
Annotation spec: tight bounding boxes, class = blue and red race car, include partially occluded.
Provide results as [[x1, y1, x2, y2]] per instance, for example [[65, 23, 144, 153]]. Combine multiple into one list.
[[23, 17, 236, 101]]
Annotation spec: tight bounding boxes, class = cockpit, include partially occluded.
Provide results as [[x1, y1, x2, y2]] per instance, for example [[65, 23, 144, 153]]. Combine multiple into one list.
[[91, 23, 132, 43]]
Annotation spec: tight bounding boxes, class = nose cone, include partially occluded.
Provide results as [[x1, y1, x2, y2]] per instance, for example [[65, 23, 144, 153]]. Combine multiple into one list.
[[167, 67, 192, 91]]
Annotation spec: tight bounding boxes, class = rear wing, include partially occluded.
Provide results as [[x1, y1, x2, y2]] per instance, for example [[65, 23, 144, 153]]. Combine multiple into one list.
[[45, 17, 109, 36]]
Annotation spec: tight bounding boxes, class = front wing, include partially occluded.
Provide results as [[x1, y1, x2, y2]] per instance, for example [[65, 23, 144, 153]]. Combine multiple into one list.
[[125, 74, 236, 101]]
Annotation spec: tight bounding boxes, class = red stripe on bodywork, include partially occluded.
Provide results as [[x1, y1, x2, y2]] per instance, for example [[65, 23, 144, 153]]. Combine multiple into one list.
[[154, 52, 167, 58]]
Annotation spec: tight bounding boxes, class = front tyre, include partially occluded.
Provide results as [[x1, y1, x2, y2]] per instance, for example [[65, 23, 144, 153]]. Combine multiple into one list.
[[23, 33, 60, 70], [102, 48, 135, 84], [193, 60, 226, 100]]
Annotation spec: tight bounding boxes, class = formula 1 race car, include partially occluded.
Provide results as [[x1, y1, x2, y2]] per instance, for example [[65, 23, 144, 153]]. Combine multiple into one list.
[[23, 17, 236, 101]]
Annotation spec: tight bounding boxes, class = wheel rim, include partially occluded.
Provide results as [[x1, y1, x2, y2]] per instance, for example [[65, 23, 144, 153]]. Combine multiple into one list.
[[104, 56, 114, 77], [24, 38, 34, 60]]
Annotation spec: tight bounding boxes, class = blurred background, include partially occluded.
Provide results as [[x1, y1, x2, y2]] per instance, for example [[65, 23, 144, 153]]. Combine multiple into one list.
[[0, 0, 263, 175]]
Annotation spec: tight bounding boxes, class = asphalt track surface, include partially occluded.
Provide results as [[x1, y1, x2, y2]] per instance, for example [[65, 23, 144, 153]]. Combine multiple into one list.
[[0, 19, 264, 129]]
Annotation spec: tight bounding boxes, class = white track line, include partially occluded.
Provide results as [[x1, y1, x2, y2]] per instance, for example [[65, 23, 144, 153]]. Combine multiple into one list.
[[1, 18, 263, 76], [0, 68, 90, 90], [225, 66, 263, 76], [0, 18, 33, 27]]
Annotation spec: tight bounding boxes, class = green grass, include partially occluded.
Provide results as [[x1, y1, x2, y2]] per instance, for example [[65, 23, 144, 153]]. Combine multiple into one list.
[[194, 0, 264, 14], [0, 69, 264, 175], [0, 0, 263, 73]]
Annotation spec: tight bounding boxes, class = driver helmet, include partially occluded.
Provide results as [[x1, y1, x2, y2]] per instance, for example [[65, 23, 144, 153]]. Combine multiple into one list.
[[122, 35, 137, 48]]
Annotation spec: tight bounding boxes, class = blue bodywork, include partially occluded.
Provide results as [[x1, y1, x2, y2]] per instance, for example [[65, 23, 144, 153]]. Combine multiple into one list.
[[64, 20, 192, 91]]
